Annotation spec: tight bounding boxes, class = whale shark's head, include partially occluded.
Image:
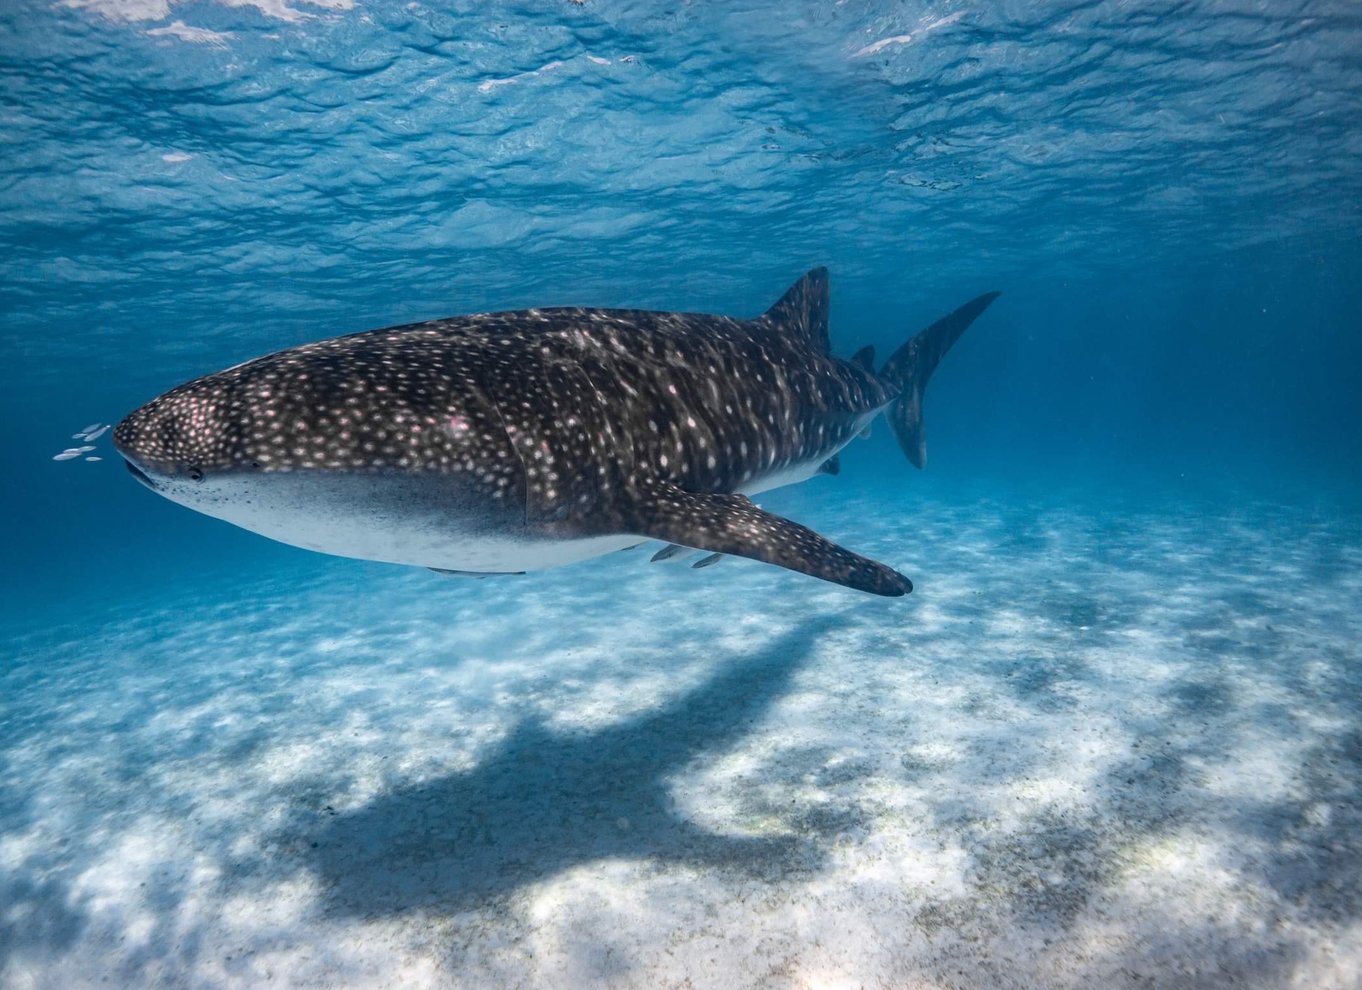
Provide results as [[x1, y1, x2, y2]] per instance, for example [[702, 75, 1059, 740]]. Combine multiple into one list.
[[112, 338, 534, 568], [113, 373, 258, 503]]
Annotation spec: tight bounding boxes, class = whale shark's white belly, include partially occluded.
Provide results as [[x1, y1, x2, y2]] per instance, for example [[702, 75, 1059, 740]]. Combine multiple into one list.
[[229, 498, 642, 571], [158, 437, 851, 574], [164, 471, 641, 572]]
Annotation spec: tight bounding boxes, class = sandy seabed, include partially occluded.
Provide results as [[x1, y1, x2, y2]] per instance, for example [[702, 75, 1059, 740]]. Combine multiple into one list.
[[2, 486, 1360, 989]]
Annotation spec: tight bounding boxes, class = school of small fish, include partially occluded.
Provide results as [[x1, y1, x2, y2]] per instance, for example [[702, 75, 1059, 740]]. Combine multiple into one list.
[[54, 422, 109, 462]]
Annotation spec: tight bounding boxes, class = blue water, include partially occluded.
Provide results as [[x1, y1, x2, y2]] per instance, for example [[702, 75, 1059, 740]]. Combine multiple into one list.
[[2, 2, 1360, 987]]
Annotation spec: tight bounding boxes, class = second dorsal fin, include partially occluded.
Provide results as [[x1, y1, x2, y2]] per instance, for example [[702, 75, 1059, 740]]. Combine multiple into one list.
[[762, 267, 830, 354]]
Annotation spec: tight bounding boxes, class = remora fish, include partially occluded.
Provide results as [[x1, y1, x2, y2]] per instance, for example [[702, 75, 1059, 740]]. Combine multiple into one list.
[[114, 269, 997, 596]]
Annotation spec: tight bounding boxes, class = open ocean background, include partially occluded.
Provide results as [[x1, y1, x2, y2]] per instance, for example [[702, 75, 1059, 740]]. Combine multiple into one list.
[[2, 2, 1360, 987]]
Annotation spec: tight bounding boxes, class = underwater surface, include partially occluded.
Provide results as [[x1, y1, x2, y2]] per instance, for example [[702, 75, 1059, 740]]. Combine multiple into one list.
[[2, 1, 1361, 986]]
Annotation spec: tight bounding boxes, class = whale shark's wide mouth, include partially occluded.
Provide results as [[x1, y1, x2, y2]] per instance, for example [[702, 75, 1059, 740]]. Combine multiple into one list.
[[123, 459, 156, 490]]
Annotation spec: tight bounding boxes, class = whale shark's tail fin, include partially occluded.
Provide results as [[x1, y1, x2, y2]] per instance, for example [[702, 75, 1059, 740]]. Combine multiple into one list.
[[879, 291, 1000, 468]]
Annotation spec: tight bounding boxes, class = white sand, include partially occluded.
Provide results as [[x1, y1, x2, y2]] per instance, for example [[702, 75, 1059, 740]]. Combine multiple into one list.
[[2, 486, 1359, 988]]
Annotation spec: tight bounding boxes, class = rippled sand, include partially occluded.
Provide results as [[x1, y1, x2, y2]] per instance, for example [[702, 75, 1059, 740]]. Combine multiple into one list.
[[3, 484, 1359, 988]]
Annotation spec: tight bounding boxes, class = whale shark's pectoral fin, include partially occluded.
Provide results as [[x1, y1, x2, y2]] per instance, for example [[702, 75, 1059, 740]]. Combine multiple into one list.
[[628, 483, 912, 597]]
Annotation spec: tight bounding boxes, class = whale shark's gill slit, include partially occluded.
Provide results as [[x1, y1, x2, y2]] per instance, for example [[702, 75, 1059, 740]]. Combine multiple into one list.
[[486, 389, 530, 528]]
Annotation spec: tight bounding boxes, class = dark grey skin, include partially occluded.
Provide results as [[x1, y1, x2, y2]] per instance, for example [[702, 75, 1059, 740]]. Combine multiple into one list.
[[114, 268, 998, 596]]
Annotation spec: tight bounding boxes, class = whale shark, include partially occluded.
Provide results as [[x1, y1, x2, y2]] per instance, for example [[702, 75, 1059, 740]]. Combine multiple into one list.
[[113, 269, 997, 596]]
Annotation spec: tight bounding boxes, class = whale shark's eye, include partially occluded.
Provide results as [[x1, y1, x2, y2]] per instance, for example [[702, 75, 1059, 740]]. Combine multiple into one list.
[[188, 467, 204, 482]]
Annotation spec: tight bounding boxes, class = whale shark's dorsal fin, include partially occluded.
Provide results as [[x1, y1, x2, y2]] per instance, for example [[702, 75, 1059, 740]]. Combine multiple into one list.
[[762, 267, 830, 354], [627, 481, 911, 596], [850, 345, 875, 371]]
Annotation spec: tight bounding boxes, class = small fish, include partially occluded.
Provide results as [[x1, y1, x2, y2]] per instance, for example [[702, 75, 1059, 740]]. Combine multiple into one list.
[[85, 456, 103, 462], [83, 424, 111, 441], [75, 422, 100, 436], [53, 449, 83, 461], [650, 543, 697, 564]]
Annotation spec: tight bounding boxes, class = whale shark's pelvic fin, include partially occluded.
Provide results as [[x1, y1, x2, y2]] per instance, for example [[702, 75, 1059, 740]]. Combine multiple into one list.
[[880, 291, 1000, 469], [628, 482, 911, 596], [762, 267, 830, 354], [818, 454, 840, 476]]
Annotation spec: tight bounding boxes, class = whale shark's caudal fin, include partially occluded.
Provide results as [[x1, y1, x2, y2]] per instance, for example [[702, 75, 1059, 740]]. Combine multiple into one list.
[[879, 291, 1000, 468]]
